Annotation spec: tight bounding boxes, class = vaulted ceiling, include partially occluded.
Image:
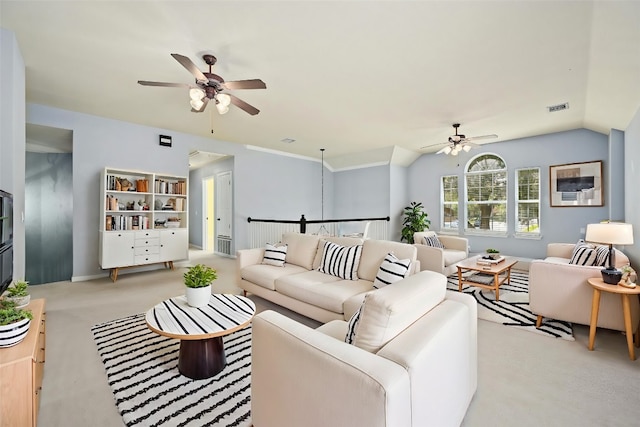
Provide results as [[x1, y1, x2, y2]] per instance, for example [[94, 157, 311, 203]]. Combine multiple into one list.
[[2, 1, 639, 168]]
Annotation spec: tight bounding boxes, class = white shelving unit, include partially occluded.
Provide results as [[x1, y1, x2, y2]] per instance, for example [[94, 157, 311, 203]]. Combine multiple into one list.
[[99, 168, 188, 281]]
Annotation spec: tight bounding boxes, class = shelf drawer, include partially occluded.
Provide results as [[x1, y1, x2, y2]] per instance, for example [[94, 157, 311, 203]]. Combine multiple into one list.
[[134, 254, 160, 265], [134, 237, 159, 248], [134, 230, 160, 240], [134, 245, 160, 256]]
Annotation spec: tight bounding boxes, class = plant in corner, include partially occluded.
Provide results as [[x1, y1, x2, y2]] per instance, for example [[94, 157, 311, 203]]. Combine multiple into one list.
[[0, 299, 33, 347], [183, 264, 217, 308], [401, 201, 431, 243]]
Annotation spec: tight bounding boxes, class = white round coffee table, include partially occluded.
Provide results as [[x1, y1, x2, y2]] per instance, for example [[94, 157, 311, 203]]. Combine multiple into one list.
[[145, 293, 255, 379]]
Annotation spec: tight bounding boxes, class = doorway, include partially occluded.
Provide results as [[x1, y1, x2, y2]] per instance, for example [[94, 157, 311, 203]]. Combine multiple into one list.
[[202, 171, 232, 255], [203, 176, 215, 252]]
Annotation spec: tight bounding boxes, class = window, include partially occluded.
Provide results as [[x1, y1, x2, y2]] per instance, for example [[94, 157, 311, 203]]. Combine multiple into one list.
[[441, 175, 459, 229], [465, 154, 507, 233], [516, 168, 540, 235]]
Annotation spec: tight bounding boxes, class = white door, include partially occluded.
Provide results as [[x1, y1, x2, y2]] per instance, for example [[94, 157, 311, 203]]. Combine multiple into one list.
[[216, 171, 233, 239]]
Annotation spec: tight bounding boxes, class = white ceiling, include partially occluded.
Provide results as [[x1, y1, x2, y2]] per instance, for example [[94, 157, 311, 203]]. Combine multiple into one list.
[[2, 1, 639, 168]]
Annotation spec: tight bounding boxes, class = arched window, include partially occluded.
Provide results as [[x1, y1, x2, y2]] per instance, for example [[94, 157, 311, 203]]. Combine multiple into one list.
[[465, 154, 507, 233]]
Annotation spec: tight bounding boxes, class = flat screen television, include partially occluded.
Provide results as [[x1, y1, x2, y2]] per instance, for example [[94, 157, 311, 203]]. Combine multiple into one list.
[[0, 189, 14, 296]]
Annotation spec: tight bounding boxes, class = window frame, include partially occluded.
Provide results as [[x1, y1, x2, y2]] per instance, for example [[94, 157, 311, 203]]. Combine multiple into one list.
[[464, 153, 508, 236], [515, 167, 541, 238], [440, 175, 459, 231]]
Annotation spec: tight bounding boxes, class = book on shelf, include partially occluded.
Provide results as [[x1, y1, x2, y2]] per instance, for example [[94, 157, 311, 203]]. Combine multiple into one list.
[[476, 255, 505, 265]]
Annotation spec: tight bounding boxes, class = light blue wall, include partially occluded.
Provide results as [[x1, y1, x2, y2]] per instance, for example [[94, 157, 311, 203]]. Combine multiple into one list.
[[608, 128, 625, 221], [333, 165, 389, 219], [390, 164, 409, 241], [407, 129, 612, 259]]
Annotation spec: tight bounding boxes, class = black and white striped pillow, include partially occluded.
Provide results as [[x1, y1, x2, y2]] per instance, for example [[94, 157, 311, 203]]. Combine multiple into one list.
[[318, 241, 363, 280], [423, 235, 445, 249], [345, 303, 363, 344], [594, 245, 611, 267], [262, 243, 288, 267], [569, 240, 597, 266], [373, 252, 411, 289]]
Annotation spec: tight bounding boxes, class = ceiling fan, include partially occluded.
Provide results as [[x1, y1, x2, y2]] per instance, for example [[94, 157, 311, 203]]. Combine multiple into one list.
[[138, 53, 266, 115], [421, 123, 498, 155]]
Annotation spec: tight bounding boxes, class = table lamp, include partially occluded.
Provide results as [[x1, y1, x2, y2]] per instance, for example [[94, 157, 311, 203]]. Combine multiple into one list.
[[585, 222, 634, 284]]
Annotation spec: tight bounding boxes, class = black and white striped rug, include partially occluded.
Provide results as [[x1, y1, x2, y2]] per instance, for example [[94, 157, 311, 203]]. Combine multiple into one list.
[[91, 314, 252, 427], [447, 271, 575, 341]]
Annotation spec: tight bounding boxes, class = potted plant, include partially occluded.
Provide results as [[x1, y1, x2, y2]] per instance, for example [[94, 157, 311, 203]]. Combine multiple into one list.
[[485, 248, 500, 260], [183, 264, 217, 307], [0, 299, 33, 348], [3, 280, 30, 308], [401, 202, 431, 243]]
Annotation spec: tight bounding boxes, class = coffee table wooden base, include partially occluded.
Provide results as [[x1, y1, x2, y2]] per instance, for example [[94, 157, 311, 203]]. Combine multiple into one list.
[[178, 336, 226, 380]]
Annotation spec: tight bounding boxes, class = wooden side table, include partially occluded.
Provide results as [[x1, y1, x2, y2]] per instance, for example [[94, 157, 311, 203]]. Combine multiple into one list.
[[587, 277, 640, 360]]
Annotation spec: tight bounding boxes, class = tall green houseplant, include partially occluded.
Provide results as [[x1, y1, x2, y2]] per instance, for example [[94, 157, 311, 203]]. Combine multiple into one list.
[[401, 202, 430, 243]]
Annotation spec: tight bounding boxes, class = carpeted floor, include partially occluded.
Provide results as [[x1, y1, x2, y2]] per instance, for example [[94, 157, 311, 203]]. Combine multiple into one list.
[[447, 270, 574, 341], [92, 313, 252, 427]]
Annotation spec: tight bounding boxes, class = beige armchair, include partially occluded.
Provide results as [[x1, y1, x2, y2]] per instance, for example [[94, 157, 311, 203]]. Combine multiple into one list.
[[413, 231, 469, 276], [529, 243, 639, 332]]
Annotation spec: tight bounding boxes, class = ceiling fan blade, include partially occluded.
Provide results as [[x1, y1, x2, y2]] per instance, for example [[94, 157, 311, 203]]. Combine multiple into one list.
[[227, 93, 260, 115], [171, 53, 208, 84], [221, 79, 267, 90], [464, 134, 498, 142], [191, 97, 209, 113], [138, 80, 191, 88], [435, 146, 450, 154]]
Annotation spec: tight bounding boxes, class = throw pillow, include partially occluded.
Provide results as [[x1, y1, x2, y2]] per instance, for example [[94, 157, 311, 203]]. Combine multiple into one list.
[[262, 243, 287, 267], [345, 303, 363, 344], [423, 234, 445, 249], [373, 252, 412, 289], [594, 245, 610, 267], [569, 240, 597, 266], [318, 241, 363, 280]]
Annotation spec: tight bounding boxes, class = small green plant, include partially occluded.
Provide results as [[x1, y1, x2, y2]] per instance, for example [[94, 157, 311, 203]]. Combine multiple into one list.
[[486, 248, 500, 254], [401, 202, 430, 243], [0, 299, 32, 326], [183, 264, 217, 288], [6, 280, 29, 298]]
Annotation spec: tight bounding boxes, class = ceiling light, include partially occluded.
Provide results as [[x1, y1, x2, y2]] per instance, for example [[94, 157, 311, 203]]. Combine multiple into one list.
[[216, 103, 229, 115], [189, 88, 205, 101], [190, 98, 204, 110], [442, 146, 452, 155], [217, 93, 231, 107], [462, 144, 472, 152]]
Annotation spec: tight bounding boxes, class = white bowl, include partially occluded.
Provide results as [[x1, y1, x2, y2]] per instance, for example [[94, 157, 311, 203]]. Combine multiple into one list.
[[165, 222, 180, 228]]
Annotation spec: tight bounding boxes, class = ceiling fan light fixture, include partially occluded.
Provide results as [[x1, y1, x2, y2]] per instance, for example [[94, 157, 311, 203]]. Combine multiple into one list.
[[442, 146, 452, 155], [216, 103, 229, 115], [217, 93, 231, 107], [190, 98, 204, 110], [189, 88, 205, 101], [462, 144, 472, 152]]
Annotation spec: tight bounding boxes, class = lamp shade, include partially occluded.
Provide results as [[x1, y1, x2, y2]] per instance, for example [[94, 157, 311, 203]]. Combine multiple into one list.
[[585, 222, 634, 245]]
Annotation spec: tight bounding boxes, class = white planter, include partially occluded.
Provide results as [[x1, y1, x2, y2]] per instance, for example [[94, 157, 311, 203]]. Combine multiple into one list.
[[185, 285, 212, 308], [7, 295, 30, 309], [0, 318, 31, 348]]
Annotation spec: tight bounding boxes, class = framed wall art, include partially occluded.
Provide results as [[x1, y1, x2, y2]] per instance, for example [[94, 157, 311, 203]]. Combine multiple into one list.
[[549, 160, 603, 207]]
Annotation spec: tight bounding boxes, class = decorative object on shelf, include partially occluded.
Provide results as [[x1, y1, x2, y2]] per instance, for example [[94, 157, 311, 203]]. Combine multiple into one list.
[[2, 280, 30, 308], [183, 264, 217, 307], [619, 265, 637, 289], [484, 248, 501, 260], [0, 299, 33, 347], [585, 222, 634, 284], [549, 161, 603, 207], [401, 202, 430, 243]]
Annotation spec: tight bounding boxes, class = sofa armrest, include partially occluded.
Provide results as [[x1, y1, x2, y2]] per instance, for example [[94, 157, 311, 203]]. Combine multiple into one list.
[[414, 244, 445, 274], [438, 235, 469, 254], [546, 243, 575, 258], [252, 310, 411, 427], [236, 247, 264, 268]]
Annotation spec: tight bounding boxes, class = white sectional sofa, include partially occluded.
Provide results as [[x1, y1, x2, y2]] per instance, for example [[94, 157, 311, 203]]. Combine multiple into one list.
[[251, 270, 478, 427], [236, 232, 419, 323]]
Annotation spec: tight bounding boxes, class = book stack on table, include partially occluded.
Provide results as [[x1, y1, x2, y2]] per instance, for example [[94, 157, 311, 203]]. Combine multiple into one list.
[[476, 255, 505, 266]]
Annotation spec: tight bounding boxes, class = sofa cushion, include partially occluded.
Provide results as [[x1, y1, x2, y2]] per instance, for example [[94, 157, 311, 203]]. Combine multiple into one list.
[[312, 236, 365, 270], [281, 232, 320, 269], [241, 263, 309, 291], [423, 235, 444, 249], [262, 243, 287, 267], [345, 305, 363, 344], [358, 239, 417, 282], [318, 241, 363, 280], [347, 270, 447, 353], [443, 249, 468, 266], [275, 271, 372, 313], [373, 253, 411, 289]]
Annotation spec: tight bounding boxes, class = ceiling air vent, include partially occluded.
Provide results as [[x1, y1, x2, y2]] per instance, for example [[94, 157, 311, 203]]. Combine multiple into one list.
[[547, 102, 569, 113]]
